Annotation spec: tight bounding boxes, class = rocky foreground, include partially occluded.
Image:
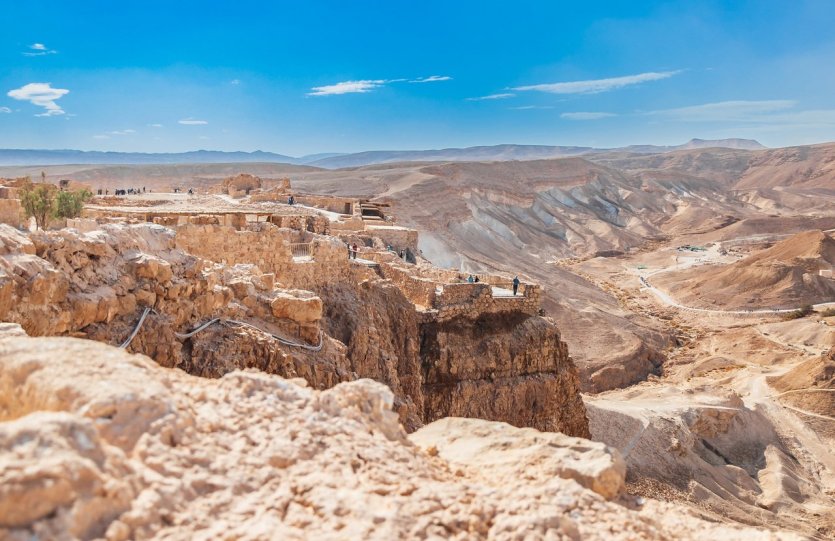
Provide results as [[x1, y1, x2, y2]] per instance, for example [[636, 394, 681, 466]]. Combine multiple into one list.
[[0, 334, 799, 540]]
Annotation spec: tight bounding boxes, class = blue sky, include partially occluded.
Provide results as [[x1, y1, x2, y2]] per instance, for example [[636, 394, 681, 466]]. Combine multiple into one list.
[[2, 0, 835, 155]]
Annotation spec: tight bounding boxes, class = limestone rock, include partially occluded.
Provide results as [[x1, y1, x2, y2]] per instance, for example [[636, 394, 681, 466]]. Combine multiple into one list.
[[270, 290, 323, 323], [0, 336, 800, 540], [410, 417, 625, 499]]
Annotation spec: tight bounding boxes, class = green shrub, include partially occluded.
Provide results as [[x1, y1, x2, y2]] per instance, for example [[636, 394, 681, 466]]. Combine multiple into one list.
[[19, 182, 91, 230], [783, 304, 814, 320], [19, 181, 55, 230], [54, 188, 92, 220]]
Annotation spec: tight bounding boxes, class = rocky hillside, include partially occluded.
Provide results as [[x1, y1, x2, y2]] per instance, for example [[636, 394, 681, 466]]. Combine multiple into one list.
[[0, 335, 800, 540]]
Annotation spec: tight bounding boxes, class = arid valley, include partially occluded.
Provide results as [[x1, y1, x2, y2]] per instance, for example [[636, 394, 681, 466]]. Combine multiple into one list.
[[0, 139, 834, 539]]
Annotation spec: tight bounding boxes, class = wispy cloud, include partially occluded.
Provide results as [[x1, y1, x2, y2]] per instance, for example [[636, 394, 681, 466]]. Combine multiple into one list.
[[561, 112, 616, 120], [650, 100, 797, 121], [514, 70, 681, 95], [0, 107, 11, 113], [178, 118, 208, 125], [148, 123, 164, 128], [22, 43, 58, 57], [308, 75, 450, 96], [230, 79, 241, 85], [308, 80, 387, 96], [109, 129, 136, 135], [7, 82, 69, 116], [509, 105, 554, 110], [410, 75, 452, 83], [467, 93, 515, 101]]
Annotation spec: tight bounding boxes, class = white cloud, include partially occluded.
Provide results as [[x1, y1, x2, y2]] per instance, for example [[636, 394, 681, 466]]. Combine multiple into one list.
[[308, 75, 451, 96], [514, 70, 681, 95], [23, 43, 57, 56], [467, 93, 515, 101], [230, 79, 241, 85], [308, 80, 387, 96], [509, 105, 555, 110], [109, 129, 136, 135], [0, 107, 11, 113], [148, 123, 164, 128], [7, 82, 69, 116], [178, 119, 208, 125], [93, 135, 110, 140], [650, 100, 797, 121], [561, 112, 616, 120], [410, 75, 452, 83]]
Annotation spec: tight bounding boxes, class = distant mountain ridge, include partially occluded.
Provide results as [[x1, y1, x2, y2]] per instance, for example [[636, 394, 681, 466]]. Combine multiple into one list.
[[0, 139, 766, 168]]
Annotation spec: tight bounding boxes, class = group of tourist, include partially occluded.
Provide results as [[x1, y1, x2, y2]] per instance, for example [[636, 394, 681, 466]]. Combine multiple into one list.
[[461, 274, 522, 295], [99, 187, 147, 196]]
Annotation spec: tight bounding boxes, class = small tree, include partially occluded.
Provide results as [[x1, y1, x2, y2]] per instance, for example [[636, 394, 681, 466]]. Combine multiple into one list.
[[54, 189, 92, 220], [19, 182, 56, 230]]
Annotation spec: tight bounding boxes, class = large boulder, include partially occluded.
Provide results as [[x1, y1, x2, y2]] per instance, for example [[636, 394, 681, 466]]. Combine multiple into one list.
[[410, 417, 626, 499]]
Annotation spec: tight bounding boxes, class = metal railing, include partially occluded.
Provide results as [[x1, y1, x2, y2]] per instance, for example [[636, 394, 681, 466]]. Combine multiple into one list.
[[291, 242, 312, 258]]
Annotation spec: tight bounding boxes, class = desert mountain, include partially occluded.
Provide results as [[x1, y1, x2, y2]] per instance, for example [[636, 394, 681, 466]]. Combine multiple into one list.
[[0, 138, 764, 168], [306, 139, 765, 168], [0, 149, 300, 166]]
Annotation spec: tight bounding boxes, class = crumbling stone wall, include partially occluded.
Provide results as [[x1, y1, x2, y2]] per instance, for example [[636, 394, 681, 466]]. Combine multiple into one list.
[[0, 199, 22, 228], [364, 225, 419, 253], [268, 214, 330, 234], [378, 262, 437, 308], [175, 223, 295, 272], [435, 283, 541, 321]]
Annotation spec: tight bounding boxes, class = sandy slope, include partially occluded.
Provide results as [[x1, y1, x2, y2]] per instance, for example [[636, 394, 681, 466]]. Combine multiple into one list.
[[656, 231, 835, 310]]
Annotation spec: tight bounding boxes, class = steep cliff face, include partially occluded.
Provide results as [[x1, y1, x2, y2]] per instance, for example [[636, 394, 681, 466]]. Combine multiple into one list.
[[308, 276, 587, 436], [421, 312, 589, 437]]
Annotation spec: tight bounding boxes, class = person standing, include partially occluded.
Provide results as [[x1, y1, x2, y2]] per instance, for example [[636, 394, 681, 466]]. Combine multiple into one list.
[[352, 243, 358, 259], [512, 276, 520, 296]]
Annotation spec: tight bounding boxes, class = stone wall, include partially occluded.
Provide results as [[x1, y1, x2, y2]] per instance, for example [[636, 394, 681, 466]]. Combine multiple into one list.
[[175, 223, 295, 274], [378, 262, 437, 308], [294, 194, 357, 215], [364, 225, 419, 252], [0, 199, 22, 228], [66, 218, 100, 233], [268, 214, 330, 234], [434, 282, 541, 321]]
